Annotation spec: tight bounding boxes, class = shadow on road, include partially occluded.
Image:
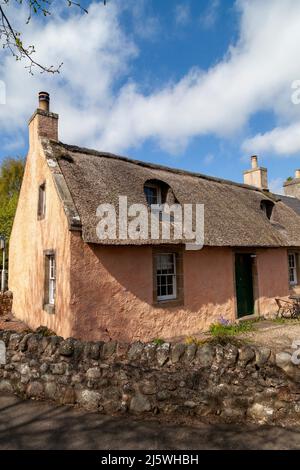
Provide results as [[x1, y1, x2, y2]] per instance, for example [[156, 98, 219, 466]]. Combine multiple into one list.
[[0, 393, 300, 450]]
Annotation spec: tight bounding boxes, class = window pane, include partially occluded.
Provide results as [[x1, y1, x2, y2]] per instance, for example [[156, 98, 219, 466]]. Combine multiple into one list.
[[160, 285, 167, 296], [156, 253, 176, 300], [157, 254, 175, 273], [289, 254, 295, 268], [49, 280, 55, 305], [288, 254, 298, 285], [167, 284, 173, 295], [144, 186, 158, 206], [47, 255, 56, 305]]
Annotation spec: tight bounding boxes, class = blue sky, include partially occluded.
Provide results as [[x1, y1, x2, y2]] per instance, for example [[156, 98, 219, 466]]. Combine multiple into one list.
[[1, 0, 300, 193]]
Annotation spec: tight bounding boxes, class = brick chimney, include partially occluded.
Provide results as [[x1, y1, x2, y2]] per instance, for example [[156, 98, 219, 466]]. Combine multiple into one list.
[[283, 170, 300, 198], [28, 92, 58, 150], [243, 155, 268, 190]]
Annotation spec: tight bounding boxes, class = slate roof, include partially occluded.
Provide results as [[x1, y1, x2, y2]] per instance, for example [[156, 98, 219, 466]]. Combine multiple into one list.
[[276, 194, 300, 217]]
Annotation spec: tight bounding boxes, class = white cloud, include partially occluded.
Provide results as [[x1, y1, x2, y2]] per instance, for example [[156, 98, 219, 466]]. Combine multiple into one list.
[[174, 3, 191, 26], [1, 0, 300, 157], [200, 0, 220, 30], [269, 177, 284, 195], [97, 0, 300, 153], [126, 0, 160, 40], [242, 122, 300, 156], [0, 1, 137, 147]]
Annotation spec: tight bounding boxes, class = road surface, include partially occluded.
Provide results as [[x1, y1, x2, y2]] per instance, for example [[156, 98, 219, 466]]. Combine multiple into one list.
[[0, 393, 300, 450]]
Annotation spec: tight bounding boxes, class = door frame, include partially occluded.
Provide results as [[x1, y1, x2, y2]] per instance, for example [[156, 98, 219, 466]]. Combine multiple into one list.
[[233, 249, 260, 320]]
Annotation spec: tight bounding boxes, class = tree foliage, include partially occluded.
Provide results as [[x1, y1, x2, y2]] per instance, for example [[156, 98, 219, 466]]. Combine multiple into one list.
[[0, 157, 25, 241], [0, 0, 106, 74]]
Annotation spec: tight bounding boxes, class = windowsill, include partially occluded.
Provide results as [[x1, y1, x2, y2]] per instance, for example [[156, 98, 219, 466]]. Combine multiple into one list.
[[154, 298, 183, 309], [43, 303, 55, 314], [37, 215, 45, 221], [157, 296, 177, 302]]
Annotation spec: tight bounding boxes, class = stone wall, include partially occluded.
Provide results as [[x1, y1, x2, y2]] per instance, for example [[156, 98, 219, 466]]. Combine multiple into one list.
[[0, 328, 300, 425], [0, 292, 12, 316]]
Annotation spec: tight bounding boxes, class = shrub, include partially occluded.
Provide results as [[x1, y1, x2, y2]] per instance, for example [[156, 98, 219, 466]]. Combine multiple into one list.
[[209, 320, 254, 337], [184, 336, 206, 346], [152, 338, 165, 345]]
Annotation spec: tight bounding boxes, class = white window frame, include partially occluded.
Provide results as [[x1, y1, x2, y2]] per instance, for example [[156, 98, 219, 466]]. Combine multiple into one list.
[[289, 253, 298, 286], [48, 255, 56, 305], [144, 183, 162, 207], [156, 253, 177, 301]]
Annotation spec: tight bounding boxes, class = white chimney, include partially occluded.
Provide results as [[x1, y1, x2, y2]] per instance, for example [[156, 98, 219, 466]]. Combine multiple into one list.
[[243, 155, 268, 190], [284, 169, 300, 198]]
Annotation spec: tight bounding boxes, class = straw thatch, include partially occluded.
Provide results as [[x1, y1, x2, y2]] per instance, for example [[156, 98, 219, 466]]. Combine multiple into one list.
[[42, 139, 300, 247]]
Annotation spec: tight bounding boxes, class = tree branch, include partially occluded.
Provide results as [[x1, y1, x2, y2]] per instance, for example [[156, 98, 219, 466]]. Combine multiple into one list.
[[0, 0, 106, 74], [0, 4, 62, 73]]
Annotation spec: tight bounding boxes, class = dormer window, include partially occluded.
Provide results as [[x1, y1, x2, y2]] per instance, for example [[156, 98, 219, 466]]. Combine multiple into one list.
[[144, 183, 162, 207], [37, 182, 46, 219], [260, 200, 274, 220], [144, 179, 178, 224]]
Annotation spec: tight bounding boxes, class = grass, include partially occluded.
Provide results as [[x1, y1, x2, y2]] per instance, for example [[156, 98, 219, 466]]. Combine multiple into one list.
[[272, 317, 287, 324], [152, 338, 165, 345], [209, 320, 254, 337], [272, 316, 300, 324], [184, 336, 207, 346]]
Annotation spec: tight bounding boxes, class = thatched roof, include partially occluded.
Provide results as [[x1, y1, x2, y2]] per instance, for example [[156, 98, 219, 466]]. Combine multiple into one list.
[[42, 139, 300, 248]]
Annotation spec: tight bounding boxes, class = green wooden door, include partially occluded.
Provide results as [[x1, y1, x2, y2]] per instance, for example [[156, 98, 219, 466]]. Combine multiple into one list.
[[235, 254, 254, 318]]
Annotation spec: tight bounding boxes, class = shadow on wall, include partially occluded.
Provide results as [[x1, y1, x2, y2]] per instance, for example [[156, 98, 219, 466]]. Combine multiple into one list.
[[12, 226, 72, 338], [93, 244, 153, 304]]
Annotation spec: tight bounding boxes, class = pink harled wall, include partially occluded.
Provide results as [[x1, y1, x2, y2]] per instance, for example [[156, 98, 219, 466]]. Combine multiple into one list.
[[69, 236, 236, 342], [256, 248, 290, 316], [9, 122, 73, 337], [69, 239, 292, 342]]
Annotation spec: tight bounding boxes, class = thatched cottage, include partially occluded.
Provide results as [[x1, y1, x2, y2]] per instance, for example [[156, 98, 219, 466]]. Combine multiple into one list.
[[8, 93, 300, 341]]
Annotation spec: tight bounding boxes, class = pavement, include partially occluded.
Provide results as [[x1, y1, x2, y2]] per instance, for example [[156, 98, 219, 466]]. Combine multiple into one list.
[[237, 320, 300, 352], [1, 393, 300, 450]]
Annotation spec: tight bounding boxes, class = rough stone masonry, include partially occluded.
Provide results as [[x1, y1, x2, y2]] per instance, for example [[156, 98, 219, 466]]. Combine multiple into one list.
[[0, 292, 12, 316], [0, 327, 300, 425]]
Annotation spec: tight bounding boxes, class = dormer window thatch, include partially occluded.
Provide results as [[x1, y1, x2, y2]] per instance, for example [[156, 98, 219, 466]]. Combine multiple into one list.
[[144, 179, 176, 208], [260, 200, 275, 220]]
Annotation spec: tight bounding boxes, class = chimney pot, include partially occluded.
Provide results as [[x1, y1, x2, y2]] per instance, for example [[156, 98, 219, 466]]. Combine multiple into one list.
[[38, 91, 50, 112], [28, 91, 58, 147], [251, 155, 258, 169]]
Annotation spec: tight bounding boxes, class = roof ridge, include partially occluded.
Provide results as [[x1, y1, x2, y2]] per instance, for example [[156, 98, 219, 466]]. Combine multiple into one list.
[[42, 139, 300, 248], [50, 140, 267, 194]]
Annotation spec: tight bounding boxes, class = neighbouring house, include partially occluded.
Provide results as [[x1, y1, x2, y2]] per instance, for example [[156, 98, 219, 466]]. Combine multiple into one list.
[[8, 93, 300, 342]]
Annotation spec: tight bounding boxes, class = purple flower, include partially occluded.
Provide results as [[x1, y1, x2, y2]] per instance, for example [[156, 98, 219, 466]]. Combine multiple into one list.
[[218, 316, 230, 326]]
